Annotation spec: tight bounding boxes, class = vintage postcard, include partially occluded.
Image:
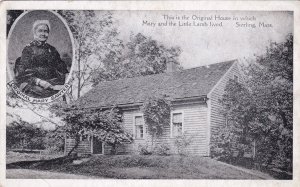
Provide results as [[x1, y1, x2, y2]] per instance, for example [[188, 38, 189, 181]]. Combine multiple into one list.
[[0, 1, 299, 187]]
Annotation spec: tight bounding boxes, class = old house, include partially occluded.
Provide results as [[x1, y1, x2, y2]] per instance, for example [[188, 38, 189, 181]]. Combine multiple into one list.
[[65, 60, 241, 156]]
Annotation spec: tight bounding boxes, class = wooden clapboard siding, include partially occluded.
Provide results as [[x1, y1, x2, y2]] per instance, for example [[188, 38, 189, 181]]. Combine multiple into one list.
[[172, 104, 208, 156], [65, 138, 91, 154], [122, 103, 209, 156], [207, 61, 241, 155], [103, 144, 113, 155], [121, 110, 138, 154]]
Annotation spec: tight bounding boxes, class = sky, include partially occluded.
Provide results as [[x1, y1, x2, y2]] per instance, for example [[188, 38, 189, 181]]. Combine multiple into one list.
[[113, 10, 293, 68], [7, 10, 294, 127]]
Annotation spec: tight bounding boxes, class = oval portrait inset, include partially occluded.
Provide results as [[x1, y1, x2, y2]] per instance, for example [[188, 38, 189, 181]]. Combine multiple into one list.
[[7, 10, 74, 103]]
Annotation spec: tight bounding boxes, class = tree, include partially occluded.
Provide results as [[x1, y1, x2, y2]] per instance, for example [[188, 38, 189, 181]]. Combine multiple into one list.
[[55, 106, 133, 155], [7, 10, 24, 36], [57, 10, 123, 100], [211, 80, 255, 162], [44, 128, 65, 153], [7, 120, 46, 150], [246, 34, 293, 171], [211, 34, 293, 172], [91, 33, 182, 85]]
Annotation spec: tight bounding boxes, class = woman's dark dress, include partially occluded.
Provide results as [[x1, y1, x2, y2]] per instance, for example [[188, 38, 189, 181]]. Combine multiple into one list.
[[15, 41, 69, 98]]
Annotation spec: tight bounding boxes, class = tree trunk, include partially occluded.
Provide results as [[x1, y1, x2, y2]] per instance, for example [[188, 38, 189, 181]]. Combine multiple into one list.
[[67, 137, 80, 156], [77, 41, 82, 99], [77, 60, 81, 99]]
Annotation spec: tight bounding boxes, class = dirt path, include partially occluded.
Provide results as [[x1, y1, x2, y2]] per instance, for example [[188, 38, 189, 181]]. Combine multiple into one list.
[[6, 169, 102, 179]]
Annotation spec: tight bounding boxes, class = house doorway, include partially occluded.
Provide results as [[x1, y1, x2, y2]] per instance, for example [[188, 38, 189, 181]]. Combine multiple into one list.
[[92, 137, 104, 154]]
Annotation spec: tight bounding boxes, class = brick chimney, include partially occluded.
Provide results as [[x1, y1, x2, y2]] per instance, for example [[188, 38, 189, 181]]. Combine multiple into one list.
[[166, 60, 177, 73]]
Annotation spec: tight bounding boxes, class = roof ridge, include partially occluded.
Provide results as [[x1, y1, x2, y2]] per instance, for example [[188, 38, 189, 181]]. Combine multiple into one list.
[[183, 59, 237, 71], [94, 59, 237, 86]]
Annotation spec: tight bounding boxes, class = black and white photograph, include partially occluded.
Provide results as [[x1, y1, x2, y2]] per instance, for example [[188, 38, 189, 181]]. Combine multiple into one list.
[[7, 10, 73, 102], [3, 5, 295, 184]]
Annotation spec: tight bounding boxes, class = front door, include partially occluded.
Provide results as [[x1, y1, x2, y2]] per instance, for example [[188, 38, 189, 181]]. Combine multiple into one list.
[[92, 137, 103, 154]]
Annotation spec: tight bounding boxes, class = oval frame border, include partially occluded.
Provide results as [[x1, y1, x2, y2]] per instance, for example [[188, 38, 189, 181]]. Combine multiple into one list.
[[7, 10, 76, 104]]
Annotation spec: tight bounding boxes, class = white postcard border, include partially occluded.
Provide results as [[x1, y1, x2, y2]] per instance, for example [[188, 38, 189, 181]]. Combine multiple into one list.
[[0, 1, 299, 187]]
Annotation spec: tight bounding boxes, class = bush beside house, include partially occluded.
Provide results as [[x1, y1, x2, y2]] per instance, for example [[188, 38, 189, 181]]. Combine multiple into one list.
[[211, 34, 293, 175]]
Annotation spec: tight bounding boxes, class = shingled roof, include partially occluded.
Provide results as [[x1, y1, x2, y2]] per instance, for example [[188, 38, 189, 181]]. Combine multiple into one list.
[[75, 60, 236, 109]]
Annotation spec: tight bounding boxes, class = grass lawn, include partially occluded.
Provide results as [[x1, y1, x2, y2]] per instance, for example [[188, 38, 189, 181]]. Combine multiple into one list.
[[6, 152, 273, 179], [6, 151, 63, 164]]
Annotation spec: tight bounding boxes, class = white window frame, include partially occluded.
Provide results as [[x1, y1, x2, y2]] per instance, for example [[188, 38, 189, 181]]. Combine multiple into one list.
[[170, 110, 184, 138], [133, 113, 145, 140]]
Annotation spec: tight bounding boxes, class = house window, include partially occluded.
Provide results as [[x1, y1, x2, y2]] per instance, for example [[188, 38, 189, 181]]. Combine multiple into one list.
[[134, 116, 144, 139], [233, 75, 239, 82], [172, 112, 183, 137]]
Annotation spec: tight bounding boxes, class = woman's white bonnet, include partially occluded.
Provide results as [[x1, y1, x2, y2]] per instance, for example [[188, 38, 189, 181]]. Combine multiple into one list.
[[32, 20, 51, 32]]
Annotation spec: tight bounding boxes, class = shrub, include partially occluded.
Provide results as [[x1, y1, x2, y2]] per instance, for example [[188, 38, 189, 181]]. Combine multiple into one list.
[[153, 143, 170, 156], [43, 131, 65, 154], [138, 144, 152, 155], [138, 142, 171, 156], [211, 126, 237, 161], [174, 132, 194, 155], [142, 96, 171, 144], [6, 120, 46, 150], [211, 124, 254, 163]]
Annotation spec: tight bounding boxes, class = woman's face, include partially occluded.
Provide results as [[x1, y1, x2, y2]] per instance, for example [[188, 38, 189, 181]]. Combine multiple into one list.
[[34, 24, 49, 42]]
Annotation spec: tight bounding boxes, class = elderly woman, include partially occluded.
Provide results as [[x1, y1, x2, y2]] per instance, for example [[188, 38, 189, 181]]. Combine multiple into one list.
[[14, 20, 69, 98]]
